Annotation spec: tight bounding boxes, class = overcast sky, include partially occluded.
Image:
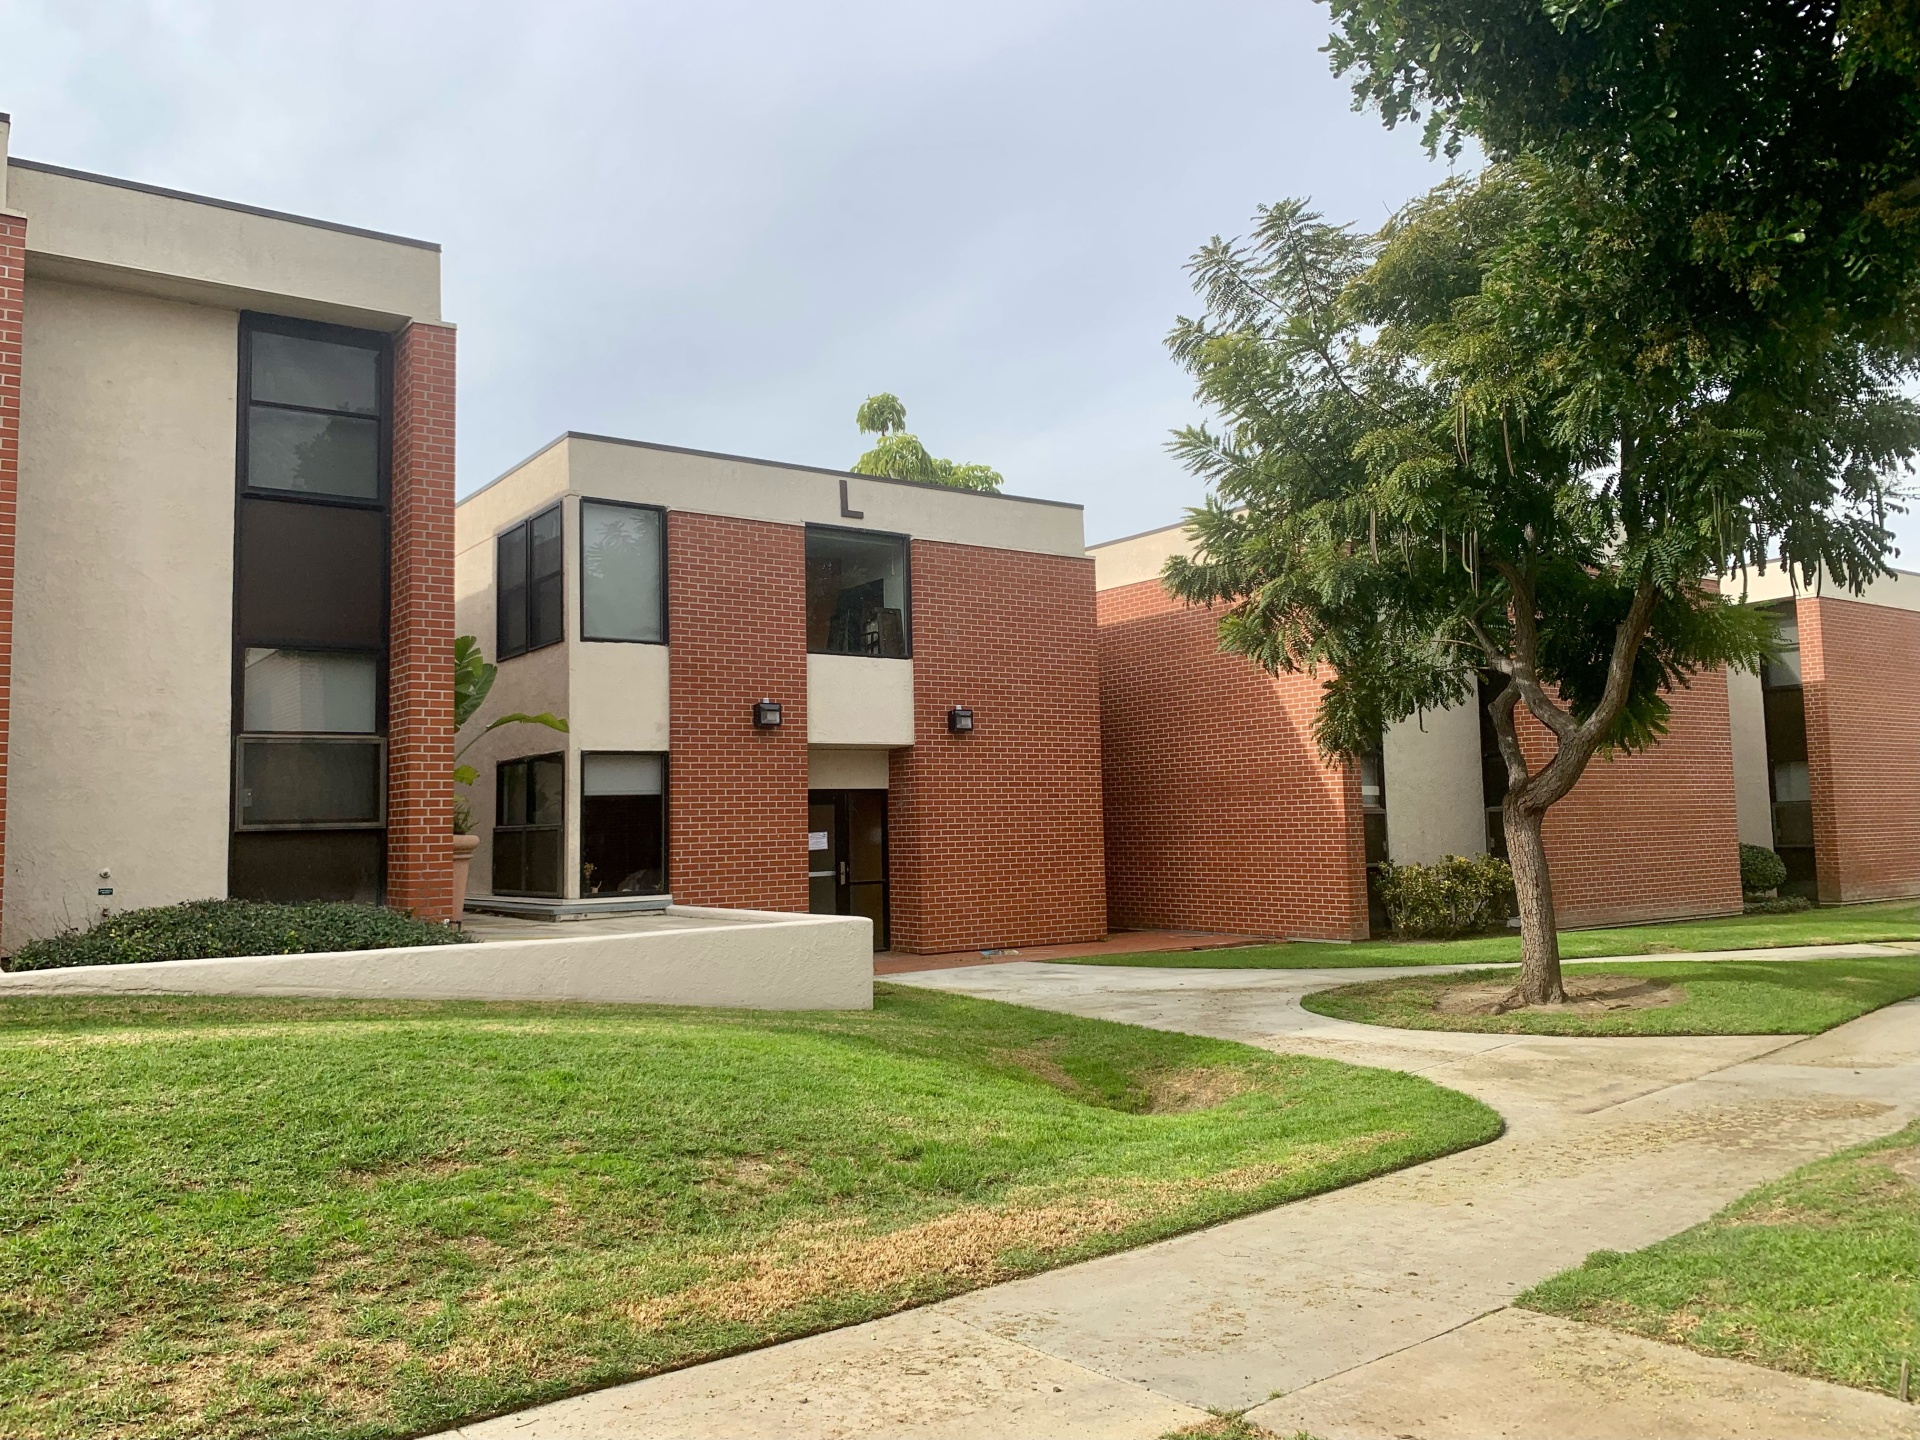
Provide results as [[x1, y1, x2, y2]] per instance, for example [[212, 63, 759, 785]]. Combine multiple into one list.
[[4, 1, 1916, 559]]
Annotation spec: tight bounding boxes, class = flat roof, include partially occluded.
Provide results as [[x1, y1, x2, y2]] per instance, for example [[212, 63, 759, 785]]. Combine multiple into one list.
[[7, 157, 441, 252], [464, 431, 1084, 512]]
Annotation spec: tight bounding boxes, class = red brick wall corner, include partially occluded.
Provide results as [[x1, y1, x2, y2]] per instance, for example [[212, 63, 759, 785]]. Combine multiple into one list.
[[887, 543, 1107, 954], [386, 320, 458, 920], [1095, 577, 1368, 942], [1798, 596, 1920, 903], [1519, 669, 1744, 928], [0, 215, 25, 938], [668, 513, 809, 911]]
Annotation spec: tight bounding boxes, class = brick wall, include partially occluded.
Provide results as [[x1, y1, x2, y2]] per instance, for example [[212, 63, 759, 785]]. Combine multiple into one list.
[[888, 542, 1107, 953], [1798, 595, 1920, 903], [386, 321, 457, 920], [1515, 670, 1745, 928], [668, 512, 809, 911], [1095, 577, 1368, 941], [0, 215, 23, 937]]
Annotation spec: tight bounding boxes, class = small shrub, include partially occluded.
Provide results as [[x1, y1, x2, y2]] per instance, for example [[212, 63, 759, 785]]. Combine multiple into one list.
[[1743, 894, 1814, 916], [1375, 854, 1516, 939], [1738, 842, 1789, 896], [7, 898, 469, 972]]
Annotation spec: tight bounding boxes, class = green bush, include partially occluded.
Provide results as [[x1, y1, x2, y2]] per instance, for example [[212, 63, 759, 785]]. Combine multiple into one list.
[[1738, 842, 1789, 895], [1375, 854, 1516, 939], [1743, 894, 1814, 916], [6, 898, 469, 972]]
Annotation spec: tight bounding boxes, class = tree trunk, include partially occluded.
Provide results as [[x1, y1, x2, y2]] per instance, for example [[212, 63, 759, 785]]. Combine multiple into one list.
[[1503, 799, 1565, 1004]]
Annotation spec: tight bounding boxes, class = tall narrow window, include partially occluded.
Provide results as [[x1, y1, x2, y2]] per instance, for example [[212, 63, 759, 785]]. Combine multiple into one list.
[[805, 526, 910, 658], [581, 752, 667, 896], [494, 753, 565, 896], [497, 505, 565, 659], [581, 500, 666, 643], [231, 314, 390, 905], [1759, 604, 1816, 896]]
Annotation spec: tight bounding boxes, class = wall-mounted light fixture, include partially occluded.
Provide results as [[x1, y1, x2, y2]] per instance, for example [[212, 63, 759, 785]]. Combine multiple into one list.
[[753, 698, 784, 729], [947, 705, 975, 734]]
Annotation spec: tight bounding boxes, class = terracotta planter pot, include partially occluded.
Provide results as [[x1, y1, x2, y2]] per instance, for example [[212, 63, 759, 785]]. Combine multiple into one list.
[[451, 832, 481, 924]]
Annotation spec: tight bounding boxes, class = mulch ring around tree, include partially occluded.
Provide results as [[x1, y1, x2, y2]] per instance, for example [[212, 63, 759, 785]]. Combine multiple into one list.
[[1431, 974, 1687, 1018]]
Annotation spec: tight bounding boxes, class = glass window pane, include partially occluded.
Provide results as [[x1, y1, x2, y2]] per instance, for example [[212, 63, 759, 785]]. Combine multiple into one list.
[[492, 829, 527, 895], [529, 755, 564, 826], [243, 649, 378, 733], [1771, 759, 1810, 803], [251, 331, 379, 415], [497, 525, 530, 657], [805, 528, 909, 657], [1763, 611, 1802, 688], [247, 406, 379, 498], [498, 761, 528, 828], [581, 793, 665, 895], [583, 752, 664, 796], [530, 573, 565, 650], [581, 502, 665, 642], [237, 738, 383, 827], [231, 831, 383, 904]]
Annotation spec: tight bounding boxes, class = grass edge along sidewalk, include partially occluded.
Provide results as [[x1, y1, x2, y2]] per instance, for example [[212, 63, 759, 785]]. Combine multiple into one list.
[[0, 984, 1499, 1440], [1297, 954, 1920, 1037], [1518, 1121, 1920, 1398], [1064, 900, 1919, 970]]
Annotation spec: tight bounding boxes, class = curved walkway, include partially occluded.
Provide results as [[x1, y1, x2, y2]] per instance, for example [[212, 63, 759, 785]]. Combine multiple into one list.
[[457, 943, 1919, 1439]]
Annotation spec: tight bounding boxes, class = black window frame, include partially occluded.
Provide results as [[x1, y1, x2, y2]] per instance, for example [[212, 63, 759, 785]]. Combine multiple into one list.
[[231, 313, 393, 888], [493, 751, 567, 898], [804, 523, 913, 659], [579, 498, 669, 646], [579, 749, 671, 898], [496, 503, 566, 660], [237, 312, 391, 511]]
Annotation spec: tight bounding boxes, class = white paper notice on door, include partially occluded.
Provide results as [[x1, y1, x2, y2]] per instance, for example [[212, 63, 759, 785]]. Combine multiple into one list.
[[808, 831, 830, 851]]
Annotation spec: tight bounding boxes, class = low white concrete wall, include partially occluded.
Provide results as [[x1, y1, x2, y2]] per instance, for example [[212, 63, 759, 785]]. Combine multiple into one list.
[[0, 908, 874, 1011]]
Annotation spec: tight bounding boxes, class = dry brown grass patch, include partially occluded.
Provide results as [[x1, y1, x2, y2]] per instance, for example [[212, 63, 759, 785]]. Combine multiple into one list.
[[1432, 974, 1685, 1017]]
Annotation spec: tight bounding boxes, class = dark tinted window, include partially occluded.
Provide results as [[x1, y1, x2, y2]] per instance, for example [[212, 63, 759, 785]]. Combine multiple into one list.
[[244, 329, 382, 500], [497, 505, 564, 659], [236, 737, 384, 829], [805, 527, 909, 657], [581, 753, 666, 896], [237, 498, 386, 648], [495, 753, 564, 896], [230, 831, 383, 905]]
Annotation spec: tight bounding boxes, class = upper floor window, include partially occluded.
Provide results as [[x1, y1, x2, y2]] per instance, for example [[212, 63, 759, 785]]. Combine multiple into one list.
[[581, 499, 666, 643], [243, 325, 384, 501], [1761, 607, 1802, 689], [806, 526, 909, 658], [497, 505, 565, 659]]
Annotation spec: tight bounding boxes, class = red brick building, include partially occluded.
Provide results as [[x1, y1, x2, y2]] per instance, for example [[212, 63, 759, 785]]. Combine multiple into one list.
[[454, 436, 1106, 954], [1091, 523, 1754, 938], [0, 117, 456, 954], [1728, 569, 1920, 905]]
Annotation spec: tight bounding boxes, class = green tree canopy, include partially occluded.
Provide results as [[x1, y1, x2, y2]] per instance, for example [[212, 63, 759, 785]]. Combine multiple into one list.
[[1165, 174, 1918, 1002], [851, 393, 1004, 492]]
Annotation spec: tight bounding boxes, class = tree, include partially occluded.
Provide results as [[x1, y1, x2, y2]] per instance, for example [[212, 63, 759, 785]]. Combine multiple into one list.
[[451, 635, 568, 834], [1163, 179, 1917, 1004], [851, 393, 1004, 492]]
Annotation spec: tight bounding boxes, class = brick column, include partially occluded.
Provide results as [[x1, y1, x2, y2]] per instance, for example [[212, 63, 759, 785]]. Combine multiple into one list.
[[0, 214, 24, 940], [387, 321, 457, 919]]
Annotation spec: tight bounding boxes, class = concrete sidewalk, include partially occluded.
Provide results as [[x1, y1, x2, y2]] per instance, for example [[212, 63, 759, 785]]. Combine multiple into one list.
[[456, 947, 1919, 1440]]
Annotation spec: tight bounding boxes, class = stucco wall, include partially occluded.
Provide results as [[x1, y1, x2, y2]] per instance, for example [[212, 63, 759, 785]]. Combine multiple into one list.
[[1382, 701, 1486, 865], [0, 906, 875, 1010], [5, 280, 237, 950], [8, 159, 440, 330], [1726, 666, 1774, 850], [808, 654, 914, 747]]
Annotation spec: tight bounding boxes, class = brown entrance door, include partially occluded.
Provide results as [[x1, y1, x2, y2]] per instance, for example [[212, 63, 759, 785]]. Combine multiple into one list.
[[807, 788, 888, 950]]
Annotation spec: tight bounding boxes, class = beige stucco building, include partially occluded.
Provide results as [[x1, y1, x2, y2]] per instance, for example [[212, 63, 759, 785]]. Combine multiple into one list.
[[0, 113, 458, 953]]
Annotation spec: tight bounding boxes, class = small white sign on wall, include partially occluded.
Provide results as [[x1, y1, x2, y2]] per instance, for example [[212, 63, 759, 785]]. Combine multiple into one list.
[[808, 831, 830, 851]]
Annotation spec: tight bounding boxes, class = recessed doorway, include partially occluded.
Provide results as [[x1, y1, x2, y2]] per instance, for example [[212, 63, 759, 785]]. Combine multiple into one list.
[[808, 788, 889, 950]]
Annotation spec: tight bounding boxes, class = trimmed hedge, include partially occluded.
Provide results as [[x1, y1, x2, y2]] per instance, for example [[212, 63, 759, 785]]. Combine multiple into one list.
[[1738, 842, 1789, 895], [6, 898, 470, 972], [1375, 853, 1516, 939]]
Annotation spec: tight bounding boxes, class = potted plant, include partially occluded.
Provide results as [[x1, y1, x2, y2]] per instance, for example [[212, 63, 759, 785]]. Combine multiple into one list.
[[451, 635, 568, 922]]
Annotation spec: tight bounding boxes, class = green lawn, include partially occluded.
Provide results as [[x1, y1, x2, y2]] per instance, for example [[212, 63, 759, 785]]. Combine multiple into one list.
[[0, 985, 1498, 1440], [1519, 1122, 1920, 1397], [1299, 955, 1920, 1036], [1068, 900, 1918, 969]]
